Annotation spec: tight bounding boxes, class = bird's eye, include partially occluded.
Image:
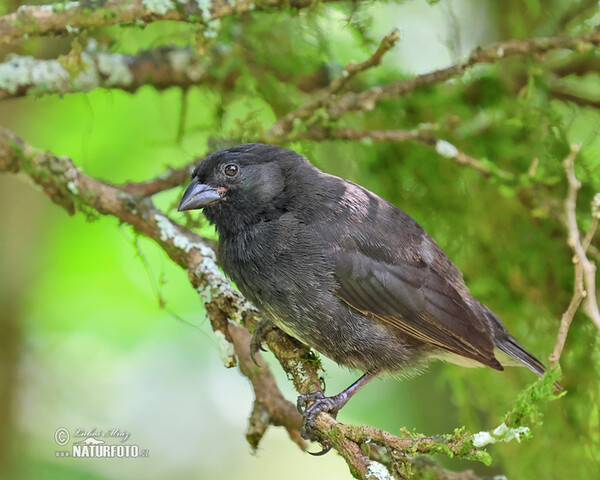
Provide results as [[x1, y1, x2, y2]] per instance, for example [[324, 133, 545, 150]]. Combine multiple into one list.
[[224, 164, 238, 177]]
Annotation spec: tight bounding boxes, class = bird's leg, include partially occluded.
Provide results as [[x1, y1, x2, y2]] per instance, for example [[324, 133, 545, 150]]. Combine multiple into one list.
[[250, 318, 276, 365], [297, 371, 378, 445]]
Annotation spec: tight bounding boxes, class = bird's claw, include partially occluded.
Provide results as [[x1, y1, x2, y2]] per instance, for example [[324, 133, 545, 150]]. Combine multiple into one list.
[[297, 391, 325, 414], [249, 335, 266, 365], [297, 390, 342, 454], [250, 319, 275, 365], [307, 444, 333, 456]]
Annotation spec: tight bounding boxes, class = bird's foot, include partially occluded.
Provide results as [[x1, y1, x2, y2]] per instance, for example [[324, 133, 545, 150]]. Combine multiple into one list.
[[250, 319, 276, 365], [297, 391, 347, 454], [295, 373, 377, 454]]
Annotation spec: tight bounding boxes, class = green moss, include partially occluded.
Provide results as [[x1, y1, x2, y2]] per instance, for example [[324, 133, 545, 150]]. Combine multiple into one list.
[[504, 368, 565, 428]]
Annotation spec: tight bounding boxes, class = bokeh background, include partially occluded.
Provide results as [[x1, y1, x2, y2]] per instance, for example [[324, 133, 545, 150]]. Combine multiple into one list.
[[1, 0, 599, 479]]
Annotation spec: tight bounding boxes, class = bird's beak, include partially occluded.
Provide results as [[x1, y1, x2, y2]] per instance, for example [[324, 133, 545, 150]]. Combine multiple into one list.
[[178, 178, 223, 211]]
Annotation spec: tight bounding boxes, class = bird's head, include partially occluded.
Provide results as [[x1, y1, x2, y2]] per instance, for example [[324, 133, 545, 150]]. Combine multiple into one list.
[[178, 143, 314, 232]]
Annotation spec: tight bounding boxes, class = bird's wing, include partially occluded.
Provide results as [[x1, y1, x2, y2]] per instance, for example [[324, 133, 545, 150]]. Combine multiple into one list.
[[333, 249, 501, 369], [310, 178, 501, 368]]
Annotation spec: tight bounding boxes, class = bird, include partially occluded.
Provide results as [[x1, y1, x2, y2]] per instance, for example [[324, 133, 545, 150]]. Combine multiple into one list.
[[178, 143, 548, 445]]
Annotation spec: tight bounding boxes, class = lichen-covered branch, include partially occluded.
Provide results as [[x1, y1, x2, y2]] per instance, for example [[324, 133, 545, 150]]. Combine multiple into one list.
[[0, 0, 344, 46], [326, 26, 600, 119], [228, 320, 307, 449], [310, 406, 536, 477], [0, 45, 222, 100], [550, 145, 600, 366]]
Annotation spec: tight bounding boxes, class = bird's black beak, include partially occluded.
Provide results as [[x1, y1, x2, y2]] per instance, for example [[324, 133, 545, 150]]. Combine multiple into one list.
[[178, 178, 223, 211]]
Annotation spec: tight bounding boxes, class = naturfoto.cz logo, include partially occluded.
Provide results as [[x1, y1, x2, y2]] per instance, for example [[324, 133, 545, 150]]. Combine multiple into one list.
[[54, 427, 149, 458]]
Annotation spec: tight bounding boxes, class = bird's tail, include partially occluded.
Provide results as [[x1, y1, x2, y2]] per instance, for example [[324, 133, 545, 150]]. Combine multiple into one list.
[[480, 303, 563, 391], [478, 302, 546, 376], [496, 335, 546, 378]]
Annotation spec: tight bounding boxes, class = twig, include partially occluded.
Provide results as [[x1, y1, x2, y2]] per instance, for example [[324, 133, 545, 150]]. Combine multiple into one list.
[[117, 163, 195, 197], [302, 126, 513, 179], [302, 126, 433, 143], [563, 149, 600, 328], [550, 145, 600, 367], [228, 322, 306, 449], [326, 26, 600, 119], [266, 29, 401, 139], [0, 0, 345, 46]]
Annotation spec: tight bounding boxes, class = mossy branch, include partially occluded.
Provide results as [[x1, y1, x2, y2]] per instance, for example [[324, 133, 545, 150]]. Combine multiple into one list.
[[0, 0, 345, 46]]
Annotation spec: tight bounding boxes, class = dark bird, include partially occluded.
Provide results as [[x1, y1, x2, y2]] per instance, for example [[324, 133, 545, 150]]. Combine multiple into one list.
[[178, 143, 547, 443]]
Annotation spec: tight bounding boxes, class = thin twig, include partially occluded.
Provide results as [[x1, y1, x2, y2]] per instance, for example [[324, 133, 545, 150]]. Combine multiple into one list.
[[563, 149, 600, 328], [326, 26, 600, 119], [117, 163, 195, 197], [550, 145, 600, 367], [301, 126, 513, 179], [589, 244, 600, 264], [266, 29, 401, 139]]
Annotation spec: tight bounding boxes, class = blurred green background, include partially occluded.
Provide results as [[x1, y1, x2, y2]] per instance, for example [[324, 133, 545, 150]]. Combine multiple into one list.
[[1, 0, 599, 479]]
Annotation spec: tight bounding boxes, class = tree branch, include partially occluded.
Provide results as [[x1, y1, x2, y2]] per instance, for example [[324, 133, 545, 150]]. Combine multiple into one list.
[[549, 51, 600, 78], [327, 26, 600, 119], [563, 149, 600, 329], [0, 0, 344, 46], [301, 126, 508, 179], [549, 144, 600, 367], [0, 45, 225, 100], [116, 162, 194, 196], [228, 320, 307, 449], [263, 28, 600, 185]]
